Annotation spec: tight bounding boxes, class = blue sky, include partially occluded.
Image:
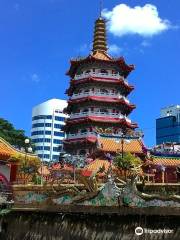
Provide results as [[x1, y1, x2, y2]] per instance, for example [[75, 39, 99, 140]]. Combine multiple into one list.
[[0, 0, 180, 147]]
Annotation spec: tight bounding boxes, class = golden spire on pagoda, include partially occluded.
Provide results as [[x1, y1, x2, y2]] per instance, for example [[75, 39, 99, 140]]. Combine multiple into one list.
[[92, 0, 107, 53]]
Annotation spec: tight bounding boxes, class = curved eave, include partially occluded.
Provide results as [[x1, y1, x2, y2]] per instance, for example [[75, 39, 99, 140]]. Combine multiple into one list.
[[65, 77, 134, 96], [0, 153, 11, 161], [66, 55, 134, 78], [68, 96, 136, 109], [65, 116, 137, 129]]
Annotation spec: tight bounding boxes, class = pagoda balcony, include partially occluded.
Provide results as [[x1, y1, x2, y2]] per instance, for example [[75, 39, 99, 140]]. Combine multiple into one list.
[[70, 92, 130, 103], [74, 72, 128, 84], [69, 111, 131, 123], [65, 131, 97, 140]]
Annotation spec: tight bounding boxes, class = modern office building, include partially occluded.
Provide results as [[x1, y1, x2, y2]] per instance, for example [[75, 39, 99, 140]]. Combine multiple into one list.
[[31, 99, 68, 161], [156, 105, 180, 144]]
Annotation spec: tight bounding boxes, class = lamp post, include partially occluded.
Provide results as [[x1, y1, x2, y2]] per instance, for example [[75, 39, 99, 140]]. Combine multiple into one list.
[[24, 139, 32, 184]]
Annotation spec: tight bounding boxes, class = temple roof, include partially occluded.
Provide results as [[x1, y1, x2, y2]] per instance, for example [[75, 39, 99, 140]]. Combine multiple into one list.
[[0, 137, 40, 163], [85, 159, 111, 172], [152, 156, 180, 167], [98, 138, 145, 154], [67, 55, 134, 78]]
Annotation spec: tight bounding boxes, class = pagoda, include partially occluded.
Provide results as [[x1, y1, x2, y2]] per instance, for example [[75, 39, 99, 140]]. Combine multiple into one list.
[[63, 16, 138, 156]]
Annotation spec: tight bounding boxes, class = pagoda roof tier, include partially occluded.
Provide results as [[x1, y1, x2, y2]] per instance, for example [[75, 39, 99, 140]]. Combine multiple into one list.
[[66, 77, 134, 96], [65, 116, 137, 129], [67, 53, 135, 78], [66, 96, 135, 114]]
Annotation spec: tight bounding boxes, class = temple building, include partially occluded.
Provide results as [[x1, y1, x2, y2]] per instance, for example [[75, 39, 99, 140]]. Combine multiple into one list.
[[0, 137, 39, 183], [63, 16, 138, 156]]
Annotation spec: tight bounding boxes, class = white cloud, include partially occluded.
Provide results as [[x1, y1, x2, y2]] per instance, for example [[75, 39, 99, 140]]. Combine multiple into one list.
[[31, 73, 40, 83], [102, 4, 171, 37], [108, 44, 122, 55]]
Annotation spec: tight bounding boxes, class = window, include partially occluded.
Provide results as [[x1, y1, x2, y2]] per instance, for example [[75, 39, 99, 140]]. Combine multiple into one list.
[[53, 139, 63, 144], [100, 69, 108, 74], [99, 108, 108, 114], [82, 108, 89, 113], [35, 146, 43, 151], [31, 130, 51, 136], [35, 146, 50, 151], [32, 115, 52, 120], [53, 155, 60, 160], [32, 123, 52, 128], [55, 116, 65, 122], [84, 89, 90, 93], [53, 146, 60, 152], [44, 146, 50, 151], [100, 89, 108, 94], [32, 138, 51, 143], [55, 110, 62, 113], [38, 154, 50, 159], [54, 124, 62, 129], [45, 131, 51, 135], [54, 131, 64, 137], [31, 131, 44, 136]]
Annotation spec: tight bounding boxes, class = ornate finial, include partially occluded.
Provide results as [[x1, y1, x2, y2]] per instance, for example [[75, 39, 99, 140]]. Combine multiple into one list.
[[99, 0, 103, 17], [92, 3, 107, 53]]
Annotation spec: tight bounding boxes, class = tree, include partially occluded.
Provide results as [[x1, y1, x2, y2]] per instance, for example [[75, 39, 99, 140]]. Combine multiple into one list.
[[114, 152, 141, 180], [0, 118, 28, 149]]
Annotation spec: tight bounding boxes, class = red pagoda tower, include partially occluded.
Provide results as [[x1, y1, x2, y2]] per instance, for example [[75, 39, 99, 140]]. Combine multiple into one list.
[[64, 16, 138, 156]]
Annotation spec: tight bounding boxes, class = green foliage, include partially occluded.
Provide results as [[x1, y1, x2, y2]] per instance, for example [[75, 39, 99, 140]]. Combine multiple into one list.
[[0, 117, 28, 149], [114, 152, 141, 171]]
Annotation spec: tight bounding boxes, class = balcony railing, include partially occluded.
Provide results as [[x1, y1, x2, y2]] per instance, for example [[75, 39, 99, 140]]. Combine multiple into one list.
[[70, 91, 130, 103], [69, 111, 131, 122], [74, 72, 128, 84], [65, 131, 97, 140]]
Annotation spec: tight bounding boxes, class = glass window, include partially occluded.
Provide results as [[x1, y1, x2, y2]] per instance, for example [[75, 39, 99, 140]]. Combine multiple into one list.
[[32, 115, 52, 120], [45, 131, 51, 135], [38, 154, 50, 159], [32, 123, 52, 128], [32, 138, 51, 143], [54, 124, 61, 129], [53, 155, 60, 160], [53, 139, 63, 144], [53, 147, 60, 152], [55, 116, 65, 122], [31, 131, 44, 136], [54, 131, 64, 137]]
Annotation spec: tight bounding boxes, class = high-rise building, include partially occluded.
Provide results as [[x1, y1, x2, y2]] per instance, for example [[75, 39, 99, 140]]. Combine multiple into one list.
[[63, 17, 137, 156], [31, 99, 68, 161], [156, 105, 180, 144]]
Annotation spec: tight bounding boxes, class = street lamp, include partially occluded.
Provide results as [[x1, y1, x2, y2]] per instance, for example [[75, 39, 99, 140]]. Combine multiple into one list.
[[23, 138, 32, 184], [25, 139, 30, 145]]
